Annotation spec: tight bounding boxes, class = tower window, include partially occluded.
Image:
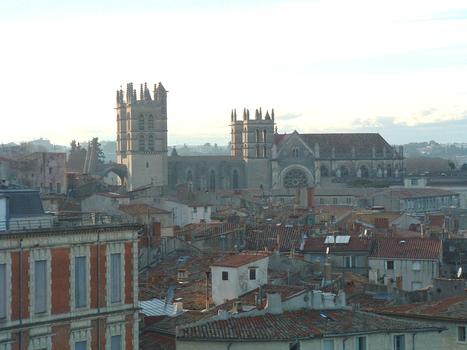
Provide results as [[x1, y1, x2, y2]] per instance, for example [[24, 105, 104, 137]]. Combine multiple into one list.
[[139, 134, 145, 151], [148, 115, 154, 130], [263, 129, 267, 141], [256, 129, 261, 142], [138, 114, 145, 131], [148, 134, 154, 151]]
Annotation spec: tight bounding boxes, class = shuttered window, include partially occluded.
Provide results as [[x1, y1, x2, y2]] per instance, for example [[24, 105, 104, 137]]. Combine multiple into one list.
[[110, 253, 122, 303], [35, 260, 47, 313], [75, 256, 87, 308], [111, 335, 121, 350], [75, 341, 87, 350], [0, 264, 6, 319]]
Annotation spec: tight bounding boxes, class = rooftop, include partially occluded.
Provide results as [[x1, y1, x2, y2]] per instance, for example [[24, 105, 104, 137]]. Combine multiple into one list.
[[211, 253, 268, 268], [304, 236, 373, 253], [378, 187, 457, 199], [371, 295, 467, 322], [177, 309, 441, 341], [119, 203, 170, 216], [369, 238, 442, 260]]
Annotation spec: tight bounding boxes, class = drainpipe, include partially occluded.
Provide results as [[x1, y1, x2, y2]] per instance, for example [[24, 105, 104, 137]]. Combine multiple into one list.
[[18, 238, 23, 349], [96, 230, 101, 350], [412, 332, 416, 350]]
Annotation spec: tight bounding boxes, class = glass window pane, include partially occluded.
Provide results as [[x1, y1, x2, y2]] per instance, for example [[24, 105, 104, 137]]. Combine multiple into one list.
[[35, 260, 47, 313], [75, 341, 86, 350], [111, 335, 121, 350], [75, 256, 87, 308], [0, 264, 6, 319], [110, 253, 122, 303], [324, 339, 334, 350]]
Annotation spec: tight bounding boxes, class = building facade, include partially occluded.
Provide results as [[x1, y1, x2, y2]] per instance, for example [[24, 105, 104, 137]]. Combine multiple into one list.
[[116, 84, 404, 192], [116, 82, 168, 190], [0, 224, 140, 350]]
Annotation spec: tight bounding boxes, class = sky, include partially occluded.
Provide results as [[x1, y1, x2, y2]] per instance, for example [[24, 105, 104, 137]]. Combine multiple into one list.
[[1, 0, 467, 146]]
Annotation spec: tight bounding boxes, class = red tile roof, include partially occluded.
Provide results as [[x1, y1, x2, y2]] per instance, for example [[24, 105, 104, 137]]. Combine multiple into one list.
[[378, 188, 457, 199], [303, 236, 373, 253], [177, 309, 441, 341], [119, 203, 170, 216], [211, 254, 268, 268], [371, 295, 467, 322], [369, 238, 442, 260], [244, 225, 308, 252]]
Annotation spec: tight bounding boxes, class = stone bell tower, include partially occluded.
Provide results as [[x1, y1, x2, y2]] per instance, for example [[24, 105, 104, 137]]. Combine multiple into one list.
[[116, 82, 168, 190]]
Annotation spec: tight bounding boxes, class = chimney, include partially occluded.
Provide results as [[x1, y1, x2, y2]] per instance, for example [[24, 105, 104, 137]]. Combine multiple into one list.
[[231, 301, 243, 314], [336, 290, 346, 308], [312, 259, 322, 274], [175, 301, 184, 314], [265, 293, 283, 314], [217, 309, 230, 320], [322, 293, 336, 309]]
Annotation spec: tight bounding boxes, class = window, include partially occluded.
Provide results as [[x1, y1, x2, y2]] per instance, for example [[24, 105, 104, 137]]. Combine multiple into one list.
[[139, 134, 145, 151], [56, 183, 61, 193], [148, 115, 154, 130], [111, 335, 122, 350], [292, 147, 299, 158], [193, 207, 197, 214], [222, 271, 228, 281], [458, 326, 466, 342], [138, 114, 144, 130], [333, 198, 338, 205], [49, 183, 53, 193], [148, 134, 154, 151], [0, 263, 6, 319], [75, 341, 87, 350], [323, 339, 334, 350], [75, 256, 87, 308], [346, 197, 352, 204], [412, 261, 421, 271], [289, 341, 300, 350], [386, 260, 394, 270], [394, 335, 405, 350], [356, 336, 367, 350], [320, 198, 324, 205], [110, 253, 122, 303], [34, 260, 47, 314], [249, 268, 256, 280], [344, 256, 354, 269], [48, 167, 52, 174], [411, 282, 422, 290], [256, 129, 261, 142]]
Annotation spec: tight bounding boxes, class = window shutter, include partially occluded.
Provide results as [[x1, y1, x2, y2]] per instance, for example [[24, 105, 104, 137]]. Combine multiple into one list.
[[0, 264, 6, 319], [110, 253, 122, 303], [35, 260, 47, 313], [111, 335, 122, 350], [75, 341, 87, 350], [75, 256, 87, 308]]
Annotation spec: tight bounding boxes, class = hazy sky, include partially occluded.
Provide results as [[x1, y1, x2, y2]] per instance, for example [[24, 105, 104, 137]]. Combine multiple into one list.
[[1, 0, 467, 146]]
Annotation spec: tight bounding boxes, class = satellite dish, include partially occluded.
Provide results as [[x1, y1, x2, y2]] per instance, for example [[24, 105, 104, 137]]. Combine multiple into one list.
[[326, 247, 330, 255], [457, 267, 463, 279]]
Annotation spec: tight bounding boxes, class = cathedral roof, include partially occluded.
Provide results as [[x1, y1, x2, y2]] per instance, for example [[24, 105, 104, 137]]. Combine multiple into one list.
[[297, 133, 395, 159]]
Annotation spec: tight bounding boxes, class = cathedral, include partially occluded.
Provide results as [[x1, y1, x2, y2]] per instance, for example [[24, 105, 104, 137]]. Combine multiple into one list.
[[116, 82, 404, 191]]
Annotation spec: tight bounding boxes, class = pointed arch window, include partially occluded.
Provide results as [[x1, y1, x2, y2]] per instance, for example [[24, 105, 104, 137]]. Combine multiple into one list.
[[139, 134, 145, 151], [256, 129, 261, 142], [148, 134, 154, 151], [138, 114, 145, 131], [256, 145, 261, 158], [263, 129, 267, 142], [263, 145, 267, 158], [292, 147, 299, 158], [148, 115, 154, 130], [127, 133, 131, 150], [187, 170, 193, 183]]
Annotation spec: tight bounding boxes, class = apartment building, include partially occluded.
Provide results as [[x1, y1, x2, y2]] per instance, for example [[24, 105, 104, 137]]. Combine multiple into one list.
[[0, 224, 140, 350]]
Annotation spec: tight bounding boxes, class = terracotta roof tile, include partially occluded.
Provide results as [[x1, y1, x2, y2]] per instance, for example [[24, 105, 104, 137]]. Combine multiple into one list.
[[244, 225, 308, 252], [369, 238, 442, 260], [211, 254, 268, 268], [177, 309, 441, 341], [303, 236, 373, 253], [119, 203, 170, 216]]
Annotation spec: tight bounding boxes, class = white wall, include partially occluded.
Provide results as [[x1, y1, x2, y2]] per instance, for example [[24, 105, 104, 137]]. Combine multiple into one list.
[[211, 257, 269, 305], [0, 197, 6, 231], [177, 330, 445, 350], [369, 258, 439, 291], [163, 200, 211, 227]]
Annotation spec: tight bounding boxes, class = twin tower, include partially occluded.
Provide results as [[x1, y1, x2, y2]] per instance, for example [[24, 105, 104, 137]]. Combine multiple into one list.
[[116, 81, 276, 190], [116, 82, 168, 190]]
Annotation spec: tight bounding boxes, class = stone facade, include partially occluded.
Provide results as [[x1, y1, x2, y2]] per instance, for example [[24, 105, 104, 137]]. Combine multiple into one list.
[[116, 82, 168, 190], [115, 88, 404, 191]]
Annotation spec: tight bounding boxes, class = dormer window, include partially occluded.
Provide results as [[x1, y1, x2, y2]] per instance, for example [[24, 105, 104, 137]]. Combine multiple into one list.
[[249, 268, 257, 280]]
